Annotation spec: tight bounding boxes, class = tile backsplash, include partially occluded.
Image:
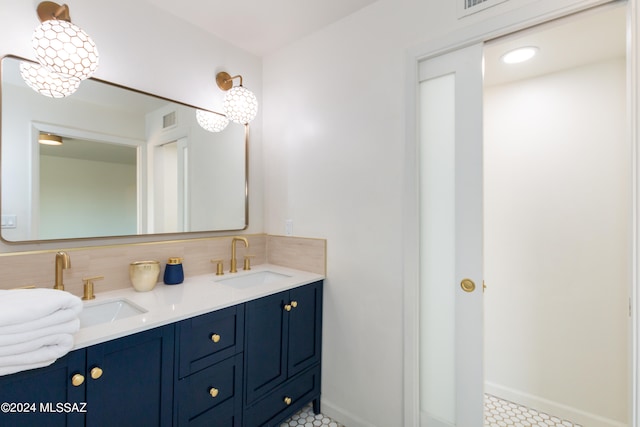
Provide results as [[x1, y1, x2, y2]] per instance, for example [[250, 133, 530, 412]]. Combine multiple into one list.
[[0, 234, 325, 298]]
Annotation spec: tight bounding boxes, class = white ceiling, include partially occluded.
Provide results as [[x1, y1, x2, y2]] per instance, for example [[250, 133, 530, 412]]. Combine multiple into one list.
[[144, 0, 379, 56], [484, 4, 626, 86], [141, 0, 625, 77]]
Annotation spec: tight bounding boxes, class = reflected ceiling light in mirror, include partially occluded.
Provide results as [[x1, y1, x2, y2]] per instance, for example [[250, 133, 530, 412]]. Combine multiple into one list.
[[501, 46, 539, 64], [39, 133, 63, 145], [32, 2, 99, 81], [20, 61, 81, 98], [216, 71, 258, 125], [196, 109, 229, 133]]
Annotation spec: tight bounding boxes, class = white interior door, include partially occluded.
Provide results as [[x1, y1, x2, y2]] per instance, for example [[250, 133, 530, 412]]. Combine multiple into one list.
[[417, 43, 484, 426]]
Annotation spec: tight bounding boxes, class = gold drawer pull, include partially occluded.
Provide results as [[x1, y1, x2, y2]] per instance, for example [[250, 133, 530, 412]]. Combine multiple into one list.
[[283, 396, 292, 405], [71, 374, 85, 387], [211, 333, 221, 343], [90, 367, 103, 380], [291, 301, 298, 308], [209, 387, 219, 398], [284, 304, 292, 312]]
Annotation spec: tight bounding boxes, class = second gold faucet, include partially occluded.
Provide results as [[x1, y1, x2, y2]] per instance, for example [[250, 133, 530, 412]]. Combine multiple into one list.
[[230, 237, 249, 273]]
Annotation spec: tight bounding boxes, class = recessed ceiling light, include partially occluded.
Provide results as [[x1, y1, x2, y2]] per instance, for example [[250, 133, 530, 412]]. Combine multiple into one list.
[[501, 46, 539, 64], [39, 133, 63, 145]]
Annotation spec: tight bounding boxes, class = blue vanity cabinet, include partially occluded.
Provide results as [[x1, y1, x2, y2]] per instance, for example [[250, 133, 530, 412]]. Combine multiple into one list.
[[84, 325, 175, 427], [175, 305, 244, 426], [0, 349, 85, 427], [243, 281, 323, 427], [0, 324, 174, 427], [0, 280, 323, 427]]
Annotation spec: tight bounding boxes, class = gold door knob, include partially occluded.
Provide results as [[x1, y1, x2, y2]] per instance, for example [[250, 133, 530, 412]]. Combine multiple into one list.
[[283, 396, 292, 405], [284, 304, 292, 312], [209, 387, 219, 398], [90, 367, 103, 380], [290, 301, 298, 308], [460, 278, 476, 293], [211, 334, 221, 343], [71, 374, 85, 387]]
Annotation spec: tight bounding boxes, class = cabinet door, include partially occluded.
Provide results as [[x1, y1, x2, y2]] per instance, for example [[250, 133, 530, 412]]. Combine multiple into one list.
[[85, 325, 174, 427], [244, 290, 289, 404], [287, 281, 323, 377], [0, 350, 85, 427]]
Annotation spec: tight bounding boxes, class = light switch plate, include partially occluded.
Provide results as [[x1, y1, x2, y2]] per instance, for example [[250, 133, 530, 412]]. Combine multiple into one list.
[[1, 214, 17, 229]]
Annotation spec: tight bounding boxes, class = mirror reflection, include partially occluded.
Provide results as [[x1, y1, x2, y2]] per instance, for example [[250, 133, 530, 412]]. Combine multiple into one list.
[[1, 56, 247, 242]]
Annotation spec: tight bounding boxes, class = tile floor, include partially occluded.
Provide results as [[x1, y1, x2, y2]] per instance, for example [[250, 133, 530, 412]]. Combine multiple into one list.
[[280, 403, 344, 427], [281, 395, 581, 427], [484, 394, 582, 427]]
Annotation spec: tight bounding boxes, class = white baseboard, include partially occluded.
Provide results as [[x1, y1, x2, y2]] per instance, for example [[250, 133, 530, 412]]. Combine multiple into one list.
[[321, 398, 377, 427], [420, 411, 454, 427], [485, 382, 627, 427]]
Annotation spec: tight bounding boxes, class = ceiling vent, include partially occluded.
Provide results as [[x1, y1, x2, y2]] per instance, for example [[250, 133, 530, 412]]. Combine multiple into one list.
[[162, 111, 177, 130], [458, 0, 508, 18]]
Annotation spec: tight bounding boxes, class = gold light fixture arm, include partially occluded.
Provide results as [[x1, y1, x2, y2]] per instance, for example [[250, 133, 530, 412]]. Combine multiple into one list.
[[37, 2, 71, 23], [216, 71, 244, 91]]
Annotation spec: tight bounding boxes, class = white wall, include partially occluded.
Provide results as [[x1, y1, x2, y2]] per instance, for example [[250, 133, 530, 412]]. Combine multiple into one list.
[[40, 155, 137, 239], [484, 59, 629, 426], [0, 0, 263, 251], [262, 0, 617, 425]]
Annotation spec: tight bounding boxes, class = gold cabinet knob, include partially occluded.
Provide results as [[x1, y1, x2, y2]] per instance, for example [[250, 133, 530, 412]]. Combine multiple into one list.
[[284, 304, 292, 312], [283, 396, 292, 405], [211, 334, 221, 343], [90, 367, 103, 380], [290, 301, 298, 308], [209, 387, 219, 398], [71, 373, 85, 387]]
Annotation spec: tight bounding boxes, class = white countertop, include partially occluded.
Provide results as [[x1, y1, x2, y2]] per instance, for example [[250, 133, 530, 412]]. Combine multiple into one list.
[[73, 264, 324, 350]]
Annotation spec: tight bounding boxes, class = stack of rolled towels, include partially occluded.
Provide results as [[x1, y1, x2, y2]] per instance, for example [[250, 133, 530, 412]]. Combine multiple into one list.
[[0, 288, 82, 376]]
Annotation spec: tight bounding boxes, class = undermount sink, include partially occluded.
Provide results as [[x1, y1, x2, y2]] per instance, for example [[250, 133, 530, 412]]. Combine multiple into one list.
[[79, 299, 147, 328], [215, 270, 292, 289]]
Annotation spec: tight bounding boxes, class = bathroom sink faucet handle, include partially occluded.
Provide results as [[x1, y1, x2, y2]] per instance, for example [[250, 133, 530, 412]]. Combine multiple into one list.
[[211, 259, 224, 276], [82, 275, 104, 300], [243, 255, 255, 271]]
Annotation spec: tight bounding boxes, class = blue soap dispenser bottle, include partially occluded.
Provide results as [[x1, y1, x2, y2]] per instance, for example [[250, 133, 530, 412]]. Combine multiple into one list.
[[164, 257, 184, 285]]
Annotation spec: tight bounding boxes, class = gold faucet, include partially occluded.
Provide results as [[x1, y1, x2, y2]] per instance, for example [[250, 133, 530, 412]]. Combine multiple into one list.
[[54, 251, 71, 290], [230, 237, 249, 273]]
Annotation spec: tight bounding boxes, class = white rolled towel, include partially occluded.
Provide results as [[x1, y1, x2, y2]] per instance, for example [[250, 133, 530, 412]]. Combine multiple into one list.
[[0, 318, 79, 347], [0, 334, 75, 376], [0, 288, 82, 328], [0, 288, 81, 376]]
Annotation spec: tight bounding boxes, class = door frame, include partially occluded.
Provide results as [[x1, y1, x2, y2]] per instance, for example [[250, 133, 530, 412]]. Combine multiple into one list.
[[402, 0, 639, 425]]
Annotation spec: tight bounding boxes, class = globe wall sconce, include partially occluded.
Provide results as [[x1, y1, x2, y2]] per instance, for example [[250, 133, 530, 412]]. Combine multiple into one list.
[[21, 2, 99, 98], [216, 71, 258, 125]]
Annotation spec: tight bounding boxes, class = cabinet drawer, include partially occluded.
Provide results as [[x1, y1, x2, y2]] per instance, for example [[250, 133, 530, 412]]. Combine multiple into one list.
[[244, 365, 321, 427], [187, 408, 240, 427], [177, 354, 243, 426], [178, 305, 244, 377]]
